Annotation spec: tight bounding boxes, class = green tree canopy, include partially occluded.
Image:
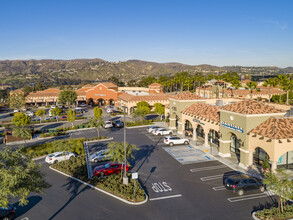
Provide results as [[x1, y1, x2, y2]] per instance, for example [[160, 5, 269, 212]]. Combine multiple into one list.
[[154, 103, 165, 119], [0, 147, 50, 207], [13, 127, 32, 141], [106, 141, 138, 178], [12, 112, 31, 127], [133, 106, 150, 122], [51, 107, 62, 121], [58, 90, 77, 106], [93, 106, 103, 120], [88, 117, 104, 138], [136, 101, 149, 109], [9, 93, 25, 110], [35, 109, 46, 123], [67, 109, 76, 128], [245, 81, 258, 99]]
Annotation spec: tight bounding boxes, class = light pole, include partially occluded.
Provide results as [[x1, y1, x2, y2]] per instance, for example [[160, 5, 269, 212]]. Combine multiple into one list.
[[122, 106, 128, 185]]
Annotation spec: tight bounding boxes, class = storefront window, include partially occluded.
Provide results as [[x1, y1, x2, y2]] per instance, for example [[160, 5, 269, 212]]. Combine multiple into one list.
[[230, 134, 240, 155], [208, 130, 219, 146], [253, 147, 270, 166], [277, 151, 293, 170], [196, 125, 205, 138]]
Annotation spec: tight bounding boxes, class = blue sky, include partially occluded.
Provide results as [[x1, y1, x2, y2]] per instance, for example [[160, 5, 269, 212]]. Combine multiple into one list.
[[0, 0, 292, 67]]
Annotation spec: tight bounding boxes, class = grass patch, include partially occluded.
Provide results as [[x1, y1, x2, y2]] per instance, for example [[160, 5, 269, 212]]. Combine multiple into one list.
[[52, 156, 146, 202]]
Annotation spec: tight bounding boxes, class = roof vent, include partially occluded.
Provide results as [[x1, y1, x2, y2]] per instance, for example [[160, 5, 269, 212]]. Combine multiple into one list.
[[216, 100, 224, 107]]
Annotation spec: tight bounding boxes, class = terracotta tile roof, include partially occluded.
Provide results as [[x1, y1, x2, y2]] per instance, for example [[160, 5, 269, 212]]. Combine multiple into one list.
[[118, 93, 171, 102], [42, 88, 61, 93], [241, 80, 251, 84], [76, 91, 86, 96], [182, 103, 220, 122], [10, 89, 24, 94], [224, 88, 283, 96], [82, 84, 94, 88], [27, 92, 59, 98], [250, 117, 293, 139], [172, 91, 203, 100], [149, 83, 162, 87], [221, 100, 285, 114], [100, 82, 118, 88]]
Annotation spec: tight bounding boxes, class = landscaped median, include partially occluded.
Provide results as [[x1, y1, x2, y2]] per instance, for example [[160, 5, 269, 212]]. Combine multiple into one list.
[[50, 156, 148, 205]]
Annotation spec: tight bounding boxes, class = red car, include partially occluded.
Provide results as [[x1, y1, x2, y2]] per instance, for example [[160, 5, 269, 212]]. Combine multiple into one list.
[[93, 162, 129, 177]]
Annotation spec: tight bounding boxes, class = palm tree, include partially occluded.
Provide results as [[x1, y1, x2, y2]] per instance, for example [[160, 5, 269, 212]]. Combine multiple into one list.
[[245, 81, 258, 100], [106, 141, 138, 178], [263, 78, 278, 103], [13, 127, 31, 147], [88, 117, 105, 138], [229, 79, 241, 98]]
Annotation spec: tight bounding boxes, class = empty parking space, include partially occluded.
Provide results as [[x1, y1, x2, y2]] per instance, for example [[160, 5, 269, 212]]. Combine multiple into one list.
[[163, 146, 216, 164]]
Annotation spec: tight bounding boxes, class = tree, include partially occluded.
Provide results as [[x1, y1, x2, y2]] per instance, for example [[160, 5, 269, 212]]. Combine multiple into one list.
[[245, 81, 258, 99], [67, 109, 76, 128], [133, 106, 150, 122], [12, 112, 31, 127], [154, 103, 165, 120], [138, 76, 156, 87], [13, 127, 32, 144], [277, 75, 291, 105], [35, 109, 46, 123], [9, 93, 25, 110], [58, 90, 77, 107], [263, 78, 279, 103], [51, 107, 62, 121], [263, 170, 293, 214], [93, 106, 103, 120], [0, 147, 50, 207], [0, 89, 9, 102], [88, 117, 104, 138], [137, 101, 149, 109], [127, 79, 137, 87], [106, 141, 137, 178]]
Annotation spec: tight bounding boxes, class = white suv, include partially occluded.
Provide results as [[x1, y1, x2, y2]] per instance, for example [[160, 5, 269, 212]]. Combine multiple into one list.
[[153, 128, 173, 136], [45, 151, 76, 164], [164, 136, 189, 146], [147, 126, 160, 133]]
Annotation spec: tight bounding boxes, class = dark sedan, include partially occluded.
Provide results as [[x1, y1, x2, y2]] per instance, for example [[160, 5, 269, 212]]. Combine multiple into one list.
[[93, 162, 129, 177], [112, 120, 124, 128], [0, 205, 15, 220], [224, 174, 265, 196]]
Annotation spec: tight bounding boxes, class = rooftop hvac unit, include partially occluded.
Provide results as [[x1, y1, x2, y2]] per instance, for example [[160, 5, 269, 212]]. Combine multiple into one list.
[[216, 100, 224, 107]]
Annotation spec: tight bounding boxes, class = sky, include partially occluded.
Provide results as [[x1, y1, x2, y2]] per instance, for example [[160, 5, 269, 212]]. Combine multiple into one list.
[[0, 0, 292, 67]]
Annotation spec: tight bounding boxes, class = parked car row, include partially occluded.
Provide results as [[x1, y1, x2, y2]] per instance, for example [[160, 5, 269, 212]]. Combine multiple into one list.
[[103, 120, 124, 129]]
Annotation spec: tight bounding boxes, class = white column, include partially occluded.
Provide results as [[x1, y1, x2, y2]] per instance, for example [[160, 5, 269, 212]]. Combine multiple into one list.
[[193, 127, 197, 140], [204, 132, 209, 147], [271, 161, 277, 173]]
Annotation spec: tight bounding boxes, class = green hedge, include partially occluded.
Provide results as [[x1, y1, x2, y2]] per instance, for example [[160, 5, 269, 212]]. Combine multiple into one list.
[[21, 138, 85, 158], [39, 131, 67, 138], [126, 120, 154, 127], [255, 204, 293, 220], [52, 156, 145, 202]]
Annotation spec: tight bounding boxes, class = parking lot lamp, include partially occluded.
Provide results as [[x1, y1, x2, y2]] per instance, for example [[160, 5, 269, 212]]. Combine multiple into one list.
[[122, 106, 129, 185]]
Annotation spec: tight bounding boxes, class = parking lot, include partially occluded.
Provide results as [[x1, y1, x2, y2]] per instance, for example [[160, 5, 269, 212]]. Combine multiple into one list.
[[13, 125, 279, 220]]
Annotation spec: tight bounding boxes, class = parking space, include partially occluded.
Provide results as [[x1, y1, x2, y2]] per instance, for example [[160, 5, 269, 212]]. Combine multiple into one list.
[[163, 146, 216, 164]]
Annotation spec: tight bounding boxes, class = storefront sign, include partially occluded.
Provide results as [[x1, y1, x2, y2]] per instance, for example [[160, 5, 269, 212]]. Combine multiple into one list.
[[193, 118, 205, 125], [221, 121, 244, 133]]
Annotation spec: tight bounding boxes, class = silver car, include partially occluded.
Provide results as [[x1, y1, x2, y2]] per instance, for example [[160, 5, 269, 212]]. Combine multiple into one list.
[[89, 150, 112, 163]]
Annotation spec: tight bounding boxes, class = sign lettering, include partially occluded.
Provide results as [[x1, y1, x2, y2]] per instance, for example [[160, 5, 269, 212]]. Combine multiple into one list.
[[221, 121, 244, 133], [151, 182, 172, 193]]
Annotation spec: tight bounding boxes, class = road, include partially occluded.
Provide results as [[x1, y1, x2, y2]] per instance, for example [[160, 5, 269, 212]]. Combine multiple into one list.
[[12, 127, 278, 220]]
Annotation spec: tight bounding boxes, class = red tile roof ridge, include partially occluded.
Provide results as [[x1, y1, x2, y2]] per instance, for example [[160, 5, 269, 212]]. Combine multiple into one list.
[[172, 91, 203, 100], [182, 102, 220, 122]]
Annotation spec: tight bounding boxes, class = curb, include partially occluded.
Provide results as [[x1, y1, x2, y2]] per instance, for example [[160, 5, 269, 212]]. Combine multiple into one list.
[[49, 166, 148, 205], [85, 137, 113, 143], [251, 211, 261, 220], [126, 124, 154, 129]]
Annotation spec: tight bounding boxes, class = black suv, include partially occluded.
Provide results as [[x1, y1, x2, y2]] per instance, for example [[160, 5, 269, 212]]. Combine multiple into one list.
[[0, 205, 15, 220], [224, 174, 265, 196], [112, 120, 124, 128]]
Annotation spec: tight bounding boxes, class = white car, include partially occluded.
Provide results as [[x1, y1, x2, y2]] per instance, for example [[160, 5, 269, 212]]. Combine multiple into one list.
[[57, 104, 63, 108], [153, 128, 173, 136], [25, 111, 34, 117], [103, 121, 113, 129], [13, 109, 19, 113], [45, 151, 76, 164], [164, 136, 189, 146], [89, 150, 112, 163], [106, 107, 114, 113], [147, 126, 161, 133], [50, 105, 56, 109]]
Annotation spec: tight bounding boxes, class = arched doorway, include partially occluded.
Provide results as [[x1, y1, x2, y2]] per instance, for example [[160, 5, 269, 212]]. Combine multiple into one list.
[[196, 125, 205, 138], [87, 98, 94, 105], [208, 129, 219, 146], [97, 98, 105, 106], [184, 120, 193, 137], [277, 150, 293, 170], [253, 147, 270, 167], [230, 133, 240, 157], [109, 99, 115, 106]]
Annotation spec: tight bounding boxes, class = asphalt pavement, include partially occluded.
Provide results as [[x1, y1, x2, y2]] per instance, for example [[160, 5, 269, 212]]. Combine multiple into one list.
[[11, 126, 279, 220]]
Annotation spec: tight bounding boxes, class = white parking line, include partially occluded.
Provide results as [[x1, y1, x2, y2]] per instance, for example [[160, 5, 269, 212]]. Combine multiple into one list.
[[149, 194, 182, 201], [190, 165, 227, 172], [200, 174, 223, 181], [212, 186, 226, 191], [227, 192, 269, 202]]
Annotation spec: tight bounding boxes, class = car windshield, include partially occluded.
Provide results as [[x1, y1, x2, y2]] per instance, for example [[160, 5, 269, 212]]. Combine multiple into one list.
[[105, 163, 111, 168], [48, 154, 55, 157]]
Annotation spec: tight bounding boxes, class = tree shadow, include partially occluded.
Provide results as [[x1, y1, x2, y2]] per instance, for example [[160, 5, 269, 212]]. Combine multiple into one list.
[[41, 123, 63, 131], [145, 114, 159, 120], [48, 178, 90, 220], [13, 195, 42, 218]]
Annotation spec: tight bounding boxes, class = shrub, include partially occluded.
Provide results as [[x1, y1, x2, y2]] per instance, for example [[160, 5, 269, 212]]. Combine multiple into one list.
[[126, 120, 154, 127], [255, 204, 293, 220], [52, 156, 145, 202]]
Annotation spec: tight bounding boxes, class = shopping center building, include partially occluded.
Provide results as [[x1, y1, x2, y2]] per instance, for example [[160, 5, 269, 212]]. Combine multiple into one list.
[[166, 92, 293, 171]]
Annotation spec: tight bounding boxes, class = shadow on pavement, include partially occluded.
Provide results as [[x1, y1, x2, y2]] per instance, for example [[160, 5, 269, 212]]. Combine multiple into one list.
[[13, 195, 42, 218], [41, 123, 63, 130], [48, 178, 90, 220]]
